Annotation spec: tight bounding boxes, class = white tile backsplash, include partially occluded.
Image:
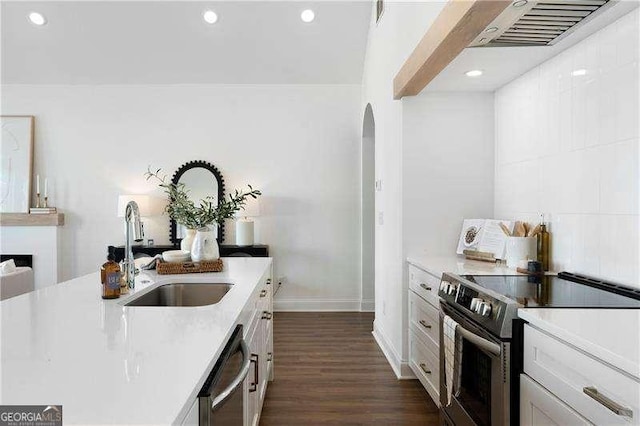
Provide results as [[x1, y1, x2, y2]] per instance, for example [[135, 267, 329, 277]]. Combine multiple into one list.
[[599, 138, 639, 215], [615, 62, 639, 142], [495, 7, 640, 288]]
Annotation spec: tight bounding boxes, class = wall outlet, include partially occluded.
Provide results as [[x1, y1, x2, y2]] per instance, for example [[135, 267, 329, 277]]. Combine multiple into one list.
[[275, 276, 286, 295], [378, 212, 384, 225], [375, 179, 383, 191]]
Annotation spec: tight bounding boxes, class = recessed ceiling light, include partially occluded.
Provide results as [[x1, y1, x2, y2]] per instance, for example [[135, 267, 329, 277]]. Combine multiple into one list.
[[465, 70, 483, 77], [485, 27, 499, 33], [203, 10, 218, 24], [28, 12, 47, 26], [513, 0, 528, 7], [301, 9, 315, 23], [572, 69, 587, 76]]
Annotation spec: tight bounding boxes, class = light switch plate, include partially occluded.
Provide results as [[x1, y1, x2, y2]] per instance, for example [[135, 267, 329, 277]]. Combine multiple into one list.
[[375, 180, 382, 191]]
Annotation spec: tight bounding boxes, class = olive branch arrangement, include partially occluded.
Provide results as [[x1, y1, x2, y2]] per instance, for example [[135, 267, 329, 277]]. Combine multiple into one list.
[[145, 167, 261, 230]]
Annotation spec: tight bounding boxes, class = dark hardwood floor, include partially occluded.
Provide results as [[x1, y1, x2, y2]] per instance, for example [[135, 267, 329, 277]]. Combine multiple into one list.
[[260, 312, 440, 425]]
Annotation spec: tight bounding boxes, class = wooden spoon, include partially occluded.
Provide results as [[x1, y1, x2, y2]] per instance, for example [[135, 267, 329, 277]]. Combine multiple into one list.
[[514, 221, 526, 237], [528, 223, 542, 237]]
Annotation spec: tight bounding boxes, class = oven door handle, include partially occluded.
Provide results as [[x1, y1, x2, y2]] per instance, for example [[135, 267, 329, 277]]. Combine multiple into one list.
[[457, 325, 502, 357], [210, 339, 251, 412]]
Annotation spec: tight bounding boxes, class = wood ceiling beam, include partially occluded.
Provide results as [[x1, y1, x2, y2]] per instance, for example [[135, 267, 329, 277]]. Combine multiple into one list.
[[393, 0, 511, 100]]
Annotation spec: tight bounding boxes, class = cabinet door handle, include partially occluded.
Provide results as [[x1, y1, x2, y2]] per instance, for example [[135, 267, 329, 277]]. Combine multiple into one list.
[[260, 290, 267, 298], [249, 354, 259, 392], [419, 363, 431, 375], [419, 320, 432, 329], [267, 352, 273, 362], [420, 283, 432, 291], [583, 387, 633, 418], [262, 311, 272, 320], [266, 278, 272, 285]]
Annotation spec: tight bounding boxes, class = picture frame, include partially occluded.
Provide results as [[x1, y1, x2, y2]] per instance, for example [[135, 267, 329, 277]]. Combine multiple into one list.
[[1, 116, 34, 213]]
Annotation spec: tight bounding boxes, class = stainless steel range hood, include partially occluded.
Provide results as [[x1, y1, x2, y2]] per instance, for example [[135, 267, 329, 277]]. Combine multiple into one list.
[[470, 0, 616, 47]]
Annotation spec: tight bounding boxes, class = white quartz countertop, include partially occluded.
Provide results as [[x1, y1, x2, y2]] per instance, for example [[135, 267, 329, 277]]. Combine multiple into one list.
[[519, 308, 640, 379], [407, 254, 525, 277], [0, 257, 272, 425]]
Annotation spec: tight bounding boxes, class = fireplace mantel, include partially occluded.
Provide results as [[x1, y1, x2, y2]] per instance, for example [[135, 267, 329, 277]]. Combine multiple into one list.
[[1, 215, 64, 289], [0, 213, 65, 226]]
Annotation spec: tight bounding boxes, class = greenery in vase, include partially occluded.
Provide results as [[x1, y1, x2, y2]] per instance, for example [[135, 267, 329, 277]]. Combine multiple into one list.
[[145, 167, 261, 230]]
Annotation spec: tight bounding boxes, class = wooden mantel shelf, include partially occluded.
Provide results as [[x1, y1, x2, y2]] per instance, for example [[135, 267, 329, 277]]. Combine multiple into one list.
[[0, 213, 65, 227]]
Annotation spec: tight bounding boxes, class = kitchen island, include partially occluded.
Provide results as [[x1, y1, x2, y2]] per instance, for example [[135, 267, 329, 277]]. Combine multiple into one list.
[[0, 257, 272, 425]]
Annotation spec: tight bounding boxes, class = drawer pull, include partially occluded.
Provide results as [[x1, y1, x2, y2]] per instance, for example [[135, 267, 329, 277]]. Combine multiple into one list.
[[249, 354, 259, 392], [419, 363, 431, 375], [262, 311, 273, 320], [583, 386, 633, 418], [420, 283, 432, 291], [419, 320, 432, 329], [260, 290, 267, 297]]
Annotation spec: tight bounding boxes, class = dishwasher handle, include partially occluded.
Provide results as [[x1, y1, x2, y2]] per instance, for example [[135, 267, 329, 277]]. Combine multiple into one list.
[[209, 339, 251, 412]]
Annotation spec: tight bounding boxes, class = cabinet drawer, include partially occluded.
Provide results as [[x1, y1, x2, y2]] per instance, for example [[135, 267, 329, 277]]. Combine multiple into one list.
[[524, 325, 639, 426], [409, 330, 440, 406], [409, 290, 440, 348], [408, 265, 441, 307], [520, 373, 591, 426]]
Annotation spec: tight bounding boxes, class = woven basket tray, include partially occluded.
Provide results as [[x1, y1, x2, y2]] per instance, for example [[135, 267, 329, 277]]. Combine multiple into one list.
[[156, 258, 224, 275]]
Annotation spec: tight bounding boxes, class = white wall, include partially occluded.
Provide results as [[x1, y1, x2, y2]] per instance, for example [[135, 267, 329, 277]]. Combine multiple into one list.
[[495, 9, 640, 287], [403, 93, 495, 257], [361, 0, 447, 377], [1, 84, 363, 307]]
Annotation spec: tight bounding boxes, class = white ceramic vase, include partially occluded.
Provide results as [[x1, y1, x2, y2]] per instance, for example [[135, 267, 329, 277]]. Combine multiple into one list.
[[180, 228, 197, 253], [191, 227, 220, 262]]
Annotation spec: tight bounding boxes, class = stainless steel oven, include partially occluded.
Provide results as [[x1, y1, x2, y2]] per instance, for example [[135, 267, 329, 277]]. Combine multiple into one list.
[[439, 303, 510, 426]]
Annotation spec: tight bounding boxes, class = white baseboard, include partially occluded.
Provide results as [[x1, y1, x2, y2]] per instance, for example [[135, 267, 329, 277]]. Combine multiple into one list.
[[372, 322, 400, 377], [274, 299, 361, 312], [360, 299, 375, 312], [372, 321, 416, 380]]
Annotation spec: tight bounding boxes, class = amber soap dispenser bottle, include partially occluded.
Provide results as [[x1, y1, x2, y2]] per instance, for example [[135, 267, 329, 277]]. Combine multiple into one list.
[[101, 249, 121, 299]]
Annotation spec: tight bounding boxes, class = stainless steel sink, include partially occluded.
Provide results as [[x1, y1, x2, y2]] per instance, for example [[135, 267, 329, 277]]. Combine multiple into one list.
[[125, 283, 232, 307]]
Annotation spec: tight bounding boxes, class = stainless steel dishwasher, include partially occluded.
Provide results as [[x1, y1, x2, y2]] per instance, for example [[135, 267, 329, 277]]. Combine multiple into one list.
[[198, 325, 251, 425]]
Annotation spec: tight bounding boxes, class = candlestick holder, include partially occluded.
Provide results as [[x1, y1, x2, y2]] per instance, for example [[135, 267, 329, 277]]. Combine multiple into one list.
[[36, 193, 41, 208], [43, 196, 48, 208]]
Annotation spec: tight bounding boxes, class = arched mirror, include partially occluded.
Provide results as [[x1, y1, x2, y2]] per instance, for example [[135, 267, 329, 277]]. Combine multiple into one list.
[[169, 161, 225, 245]]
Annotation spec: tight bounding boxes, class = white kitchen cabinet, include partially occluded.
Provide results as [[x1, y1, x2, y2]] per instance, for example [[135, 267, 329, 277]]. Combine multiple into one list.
[[520, 374, 591, 426], [523, 324, 639, 426], [407, 263, 441, 406], [243, 275, 274, 426]]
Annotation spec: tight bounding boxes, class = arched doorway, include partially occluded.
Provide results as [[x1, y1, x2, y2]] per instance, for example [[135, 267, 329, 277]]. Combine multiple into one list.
[[361, 104, 375, 312]]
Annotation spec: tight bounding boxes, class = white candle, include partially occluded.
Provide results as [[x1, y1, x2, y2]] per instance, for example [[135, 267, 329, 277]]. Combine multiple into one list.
[[36, 175, 40, 194], [44, 178, 48, 198], [235, 220, 254, 246]]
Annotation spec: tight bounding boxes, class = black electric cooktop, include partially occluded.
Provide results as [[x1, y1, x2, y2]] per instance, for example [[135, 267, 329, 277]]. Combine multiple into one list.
[[461, 272, 640, 309]]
